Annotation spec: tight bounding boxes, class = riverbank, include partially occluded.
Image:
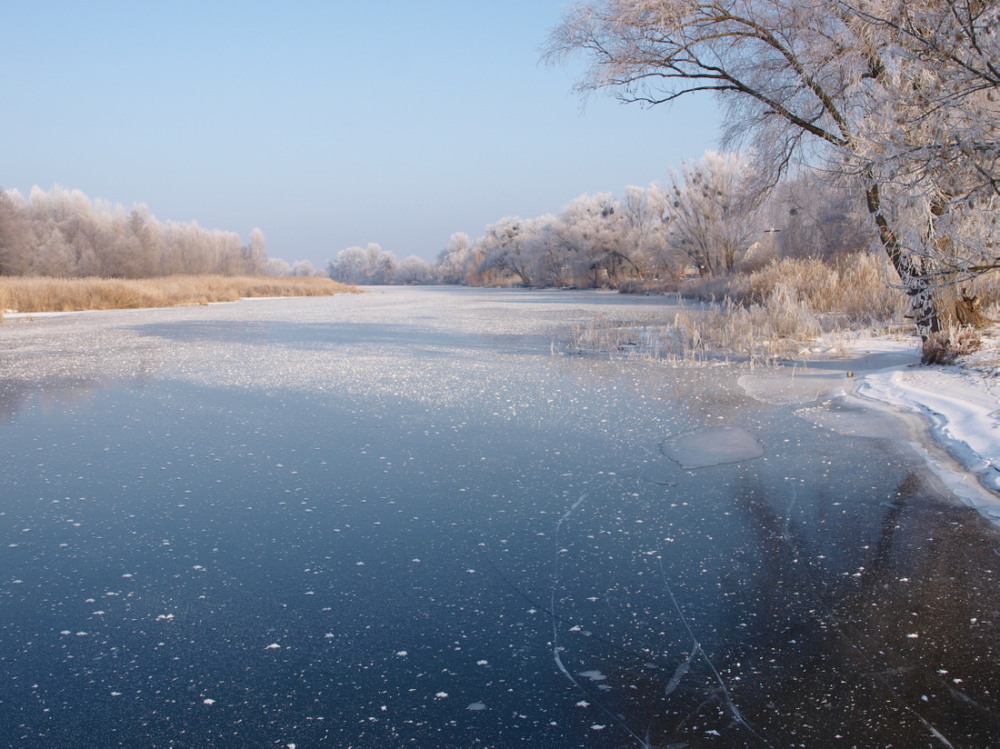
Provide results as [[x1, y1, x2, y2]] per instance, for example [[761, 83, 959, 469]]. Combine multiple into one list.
[[795, 327, 1000, 521], [0, 275, 357, 317]]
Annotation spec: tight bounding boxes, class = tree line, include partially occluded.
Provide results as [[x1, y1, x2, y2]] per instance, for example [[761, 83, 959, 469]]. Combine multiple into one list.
[[0, 185, 282, 278], [329, 150, 872, 292], [426, 151, 868, 290]]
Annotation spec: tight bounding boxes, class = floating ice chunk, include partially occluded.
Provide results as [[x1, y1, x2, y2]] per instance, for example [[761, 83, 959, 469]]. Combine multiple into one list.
[[203, 698, 215, 705], [591, 724, 606, 730], [435, 692, 448, 699], [466, 702, 486, 711], [579, 670, 606, 681], [395, 650, 408, 657], [265, 643, 281, 650], [661, 426, 764, 469]]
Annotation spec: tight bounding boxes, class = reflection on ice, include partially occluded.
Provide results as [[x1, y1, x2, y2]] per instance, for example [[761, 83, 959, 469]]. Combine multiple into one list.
[[660, 425, 764, 469], [794, 399, 903, 439], [738, 371, 848, 405]]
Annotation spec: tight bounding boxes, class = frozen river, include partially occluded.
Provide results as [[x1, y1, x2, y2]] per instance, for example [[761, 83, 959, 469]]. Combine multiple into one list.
[[2, 286, 999, 747]]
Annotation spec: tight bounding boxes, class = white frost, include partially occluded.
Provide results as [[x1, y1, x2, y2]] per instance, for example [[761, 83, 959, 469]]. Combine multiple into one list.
[[851, 335, 1000, 520]]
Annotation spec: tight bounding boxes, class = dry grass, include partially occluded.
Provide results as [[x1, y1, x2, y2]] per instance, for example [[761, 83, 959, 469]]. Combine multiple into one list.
[[0, 275, 358, 317], [921, 326, 984, 365], [683, 252, 908, 326], [572, 253, 915, 364], [571, 287, 825, 364]]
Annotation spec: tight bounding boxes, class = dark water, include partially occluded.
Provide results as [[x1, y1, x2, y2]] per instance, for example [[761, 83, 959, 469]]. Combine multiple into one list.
[[1, 288, 998, 747]]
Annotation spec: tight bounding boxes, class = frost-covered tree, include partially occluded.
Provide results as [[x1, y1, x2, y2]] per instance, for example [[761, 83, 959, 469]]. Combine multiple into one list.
[[0, 190, 32, 275], [545, 0, 999, 338], [476, 217, 535, 286], [839, 0, 1000, 326], [434, 232, 475, 284], [396, 255, 432, 284], [619, 183, 672, 277], [761, 171, 870, 262], [556, 193, 644, 286], [370, 246, 398, 285], [327, 243, 400, 284], [328, 246, 370, 284], [291, 259, 318, 277], [668, 151, 764, 276], [0, 185, 272, 278], [264, 257, 292, 276], [524, 213, 582, 287], [243, 227, 268, 275]]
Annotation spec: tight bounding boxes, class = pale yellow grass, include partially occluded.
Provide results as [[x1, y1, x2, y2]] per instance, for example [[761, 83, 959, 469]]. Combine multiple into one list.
[[573, 253, 915, 363], [0, 275, 358, 316]]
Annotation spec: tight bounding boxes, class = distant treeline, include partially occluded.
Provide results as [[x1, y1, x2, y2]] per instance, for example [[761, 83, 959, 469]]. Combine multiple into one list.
[[0, 185, 285, 278], [327, 152, 870, 291]]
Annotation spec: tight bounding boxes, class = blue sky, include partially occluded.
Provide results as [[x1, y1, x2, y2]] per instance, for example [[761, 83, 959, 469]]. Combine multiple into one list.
[[1, 1, 720, 266]]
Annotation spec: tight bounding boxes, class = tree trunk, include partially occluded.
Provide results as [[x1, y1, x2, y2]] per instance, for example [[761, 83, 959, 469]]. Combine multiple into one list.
[[864, 179, 942, 337]]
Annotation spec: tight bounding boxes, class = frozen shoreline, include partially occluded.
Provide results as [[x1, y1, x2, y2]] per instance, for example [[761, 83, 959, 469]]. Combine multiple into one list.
[[843, 332, 1000, 522]]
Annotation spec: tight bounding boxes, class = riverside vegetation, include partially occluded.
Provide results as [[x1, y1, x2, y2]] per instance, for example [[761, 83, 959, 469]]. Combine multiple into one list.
[[0, 275, 356, 318], [569, 254, 999, 365]]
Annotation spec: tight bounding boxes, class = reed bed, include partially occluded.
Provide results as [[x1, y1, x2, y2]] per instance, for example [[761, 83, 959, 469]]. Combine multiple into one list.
[[573, 253, 921, 364], [0, 275, 358, 317]]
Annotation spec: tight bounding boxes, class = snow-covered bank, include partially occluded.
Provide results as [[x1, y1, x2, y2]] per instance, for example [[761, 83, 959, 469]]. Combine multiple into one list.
[[848, 331, 1000, 522]]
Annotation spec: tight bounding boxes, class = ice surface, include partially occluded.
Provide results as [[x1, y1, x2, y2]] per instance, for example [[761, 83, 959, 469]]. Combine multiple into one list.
[[793, 400, 903, 439], [660, 426, 764, 469], [2, 288, 999, 747]]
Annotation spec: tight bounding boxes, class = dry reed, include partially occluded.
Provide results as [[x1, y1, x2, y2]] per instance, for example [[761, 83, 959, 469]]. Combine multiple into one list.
[[572, 253, 920, 363], [0, 275, 358, 317]]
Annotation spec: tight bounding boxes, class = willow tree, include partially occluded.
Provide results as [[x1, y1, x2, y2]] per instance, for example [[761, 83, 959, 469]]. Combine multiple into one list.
[[545, 0, 999, 341]]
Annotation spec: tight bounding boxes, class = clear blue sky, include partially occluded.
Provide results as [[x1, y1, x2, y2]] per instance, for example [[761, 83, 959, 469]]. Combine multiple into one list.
[[1, 1, 720, 266]]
